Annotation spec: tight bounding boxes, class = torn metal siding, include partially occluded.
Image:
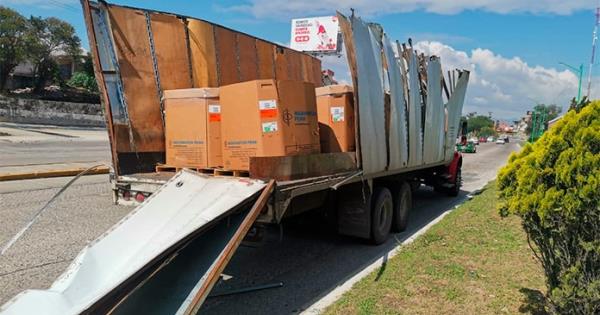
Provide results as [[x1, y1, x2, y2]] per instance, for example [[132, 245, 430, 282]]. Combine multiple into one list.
[[423, 56, 444, 164], [445, 71, 470, 162], [382, 35, 408, 169], [0, 171, 266, 315], [351, 16, 387, 174], [407, 50, 423, 166]]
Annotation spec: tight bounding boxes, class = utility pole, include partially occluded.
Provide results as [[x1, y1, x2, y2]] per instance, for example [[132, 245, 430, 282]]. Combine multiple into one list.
[[586, 7, 600, 98], [559, 62, 584, 102]]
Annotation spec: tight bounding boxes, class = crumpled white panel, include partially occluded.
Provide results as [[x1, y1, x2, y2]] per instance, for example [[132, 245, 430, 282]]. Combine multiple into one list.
[[445, 71, 470, 162], [382, 35, 408, 169], [351, 17, 387, 174], [0, 170, 266, 315], [407, 50, 423, 166], [423, 57, 445, 164]]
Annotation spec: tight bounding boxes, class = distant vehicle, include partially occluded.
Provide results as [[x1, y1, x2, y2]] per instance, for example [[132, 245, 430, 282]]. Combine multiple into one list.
[[469, 137, 479, 145], [496, 138, 505, 144], [487, 136, 494, 142], [504, 136, 510, 143], [479, 137, 487, 143], [458, 140, 477, 153]]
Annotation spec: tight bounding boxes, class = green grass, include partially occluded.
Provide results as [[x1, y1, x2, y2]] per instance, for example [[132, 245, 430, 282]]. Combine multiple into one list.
[[325, 182, 546, 315]]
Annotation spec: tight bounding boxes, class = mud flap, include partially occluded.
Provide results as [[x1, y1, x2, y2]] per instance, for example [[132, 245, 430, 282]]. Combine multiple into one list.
[[336, 181, 372, 239]]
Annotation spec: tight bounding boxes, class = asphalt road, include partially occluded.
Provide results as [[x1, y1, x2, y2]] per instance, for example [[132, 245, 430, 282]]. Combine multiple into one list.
[[0, 141, 520, 311]]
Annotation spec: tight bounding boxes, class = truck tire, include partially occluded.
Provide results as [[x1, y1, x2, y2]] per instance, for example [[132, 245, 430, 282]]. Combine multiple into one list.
[[391, 182, 412, 232], [371, 186, 393, 245], [447, 168, 461, 197]]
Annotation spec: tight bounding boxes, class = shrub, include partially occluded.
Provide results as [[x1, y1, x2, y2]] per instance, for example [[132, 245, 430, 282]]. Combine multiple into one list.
[[497, 101, 600, 314], [67, 71, 97, 92]]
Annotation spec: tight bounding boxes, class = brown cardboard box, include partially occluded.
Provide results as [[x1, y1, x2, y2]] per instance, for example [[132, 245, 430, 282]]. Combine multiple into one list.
[[220, 80, 321, 170], [316, 85, 355, 152], [163, 88, 222, 168]]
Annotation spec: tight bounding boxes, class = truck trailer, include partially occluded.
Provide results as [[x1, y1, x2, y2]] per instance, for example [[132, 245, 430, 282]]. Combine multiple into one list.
[[0, 1, 469, 314]]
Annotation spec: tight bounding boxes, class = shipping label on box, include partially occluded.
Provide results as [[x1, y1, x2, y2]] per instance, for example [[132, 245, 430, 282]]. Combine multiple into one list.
[[331, 106, 345, 122], [259, 100, 278, 118], [262, 121, 278, 133], [208, 104, 221, 122], [293, 110, 317, 125]]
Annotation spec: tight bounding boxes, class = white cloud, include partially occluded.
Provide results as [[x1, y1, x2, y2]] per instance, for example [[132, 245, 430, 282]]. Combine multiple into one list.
[[223, 0, 596, 18], [414, 41, 579, 119]]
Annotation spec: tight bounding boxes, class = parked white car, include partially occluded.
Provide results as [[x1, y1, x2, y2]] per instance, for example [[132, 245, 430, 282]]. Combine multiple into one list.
[[496, 138, 505, 144], [469, 137, 479, 145], [487, 136, 494, 142]]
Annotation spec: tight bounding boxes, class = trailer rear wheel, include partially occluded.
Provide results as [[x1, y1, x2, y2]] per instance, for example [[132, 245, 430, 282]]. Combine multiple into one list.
[[391, 182, 412, 232], [447, 168, 462, 197], [371, 187, 393, 245]]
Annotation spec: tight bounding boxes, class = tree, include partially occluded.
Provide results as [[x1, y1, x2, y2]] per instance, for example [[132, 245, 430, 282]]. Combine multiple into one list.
[[26, 16, 80, 92], [461, 115, 494, 135], [0, 7, 28, 91], [498, 101, 600, 314]]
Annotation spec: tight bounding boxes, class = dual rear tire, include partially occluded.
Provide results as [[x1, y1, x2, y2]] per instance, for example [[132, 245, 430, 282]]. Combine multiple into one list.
[[370, 182, 412, 245]]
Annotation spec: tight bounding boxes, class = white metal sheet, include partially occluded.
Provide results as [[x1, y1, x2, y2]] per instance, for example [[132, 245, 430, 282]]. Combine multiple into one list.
[[407, 50, 423, 166], [351, 17, 387, 174], [423, 56, 445, 164], [0, 170, 266, 315], [382, 35, 408, 169], [445, 71, 470, 162]]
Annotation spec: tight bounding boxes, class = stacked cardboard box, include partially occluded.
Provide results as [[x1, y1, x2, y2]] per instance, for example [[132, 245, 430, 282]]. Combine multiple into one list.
[[220, 80, 321, 170], [163, 88, 222, 168], [316, 85, 355, 152]]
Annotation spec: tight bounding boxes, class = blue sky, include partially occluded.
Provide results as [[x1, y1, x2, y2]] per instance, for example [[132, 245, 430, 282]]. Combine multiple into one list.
[[2, 0, 599, 120]]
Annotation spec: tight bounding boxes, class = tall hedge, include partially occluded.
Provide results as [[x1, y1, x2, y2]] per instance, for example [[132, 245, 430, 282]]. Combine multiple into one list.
[[498, 101, 599, 314]]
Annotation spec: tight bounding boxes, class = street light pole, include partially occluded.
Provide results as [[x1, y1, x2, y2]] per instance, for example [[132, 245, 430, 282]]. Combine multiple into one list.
[[559, 62, 584, 102]]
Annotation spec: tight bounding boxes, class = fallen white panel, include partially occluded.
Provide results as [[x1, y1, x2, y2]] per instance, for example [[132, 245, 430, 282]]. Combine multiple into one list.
[[351, 16, 387, 174], [407, 50, 423, 166], [0, 170, 266, 315], [423, 56, 444, 164], [445, 71, 470, 162], [382, 35, 408, 169]]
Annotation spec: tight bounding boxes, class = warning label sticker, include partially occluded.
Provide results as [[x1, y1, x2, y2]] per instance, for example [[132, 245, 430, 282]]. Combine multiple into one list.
[[331, 106, 344, 122], [262, 121, 278, 133], [259, 100, 278, 118], [208, 104, 221, 122]]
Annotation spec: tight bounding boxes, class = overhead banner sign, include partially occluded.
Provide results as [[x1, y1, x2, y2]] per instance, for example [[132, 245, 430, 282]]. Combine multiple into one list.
[[290, 16, 339, 53]]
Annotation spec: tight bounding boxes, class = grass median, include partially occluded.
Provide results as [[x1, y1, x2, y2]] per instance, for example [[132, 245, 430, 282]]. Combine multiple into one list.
[[325, 182, 546, 314]]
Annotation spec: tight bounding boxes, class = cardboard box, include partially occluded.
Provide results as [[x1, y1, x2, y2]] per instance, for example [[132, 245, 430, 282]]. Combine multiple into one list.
[[316, 85, 355, 152], [220, 80, 321, 170], [163, 88, 222, 168]]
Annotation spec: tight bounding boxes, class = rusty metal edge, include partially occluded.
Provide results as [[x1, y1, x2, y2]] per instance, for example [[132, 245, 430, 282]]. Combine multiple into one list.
[[184, 179, 276, 314], [80, 0, 119, 174]]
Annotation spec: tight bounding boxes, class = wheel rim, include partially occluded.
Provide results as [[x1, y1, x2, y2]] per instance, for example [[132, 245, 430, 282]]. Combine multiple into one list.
[[379, 199, 392, 230]]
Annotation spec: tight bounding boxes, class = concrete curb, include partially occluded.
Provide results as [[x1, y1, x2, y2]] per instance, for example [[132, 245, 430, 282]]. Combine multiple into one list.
[[0, 166, 109, 181]]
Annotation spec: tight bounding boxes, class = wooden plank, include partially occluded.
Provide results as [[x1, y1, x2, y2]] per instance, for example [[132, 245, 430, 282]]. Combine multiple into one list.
[[249, 152, 357, 181], [214, 26, 239, 85], [300, 53, 313, 84], [183, 180, 276, 314], [107, 5, 164, 152], [187, 19, 218, 88], [150, 13, 193, 90], [311, 57, 322, 87], [273, 46, 289, 80], [256, 39, 275, 79], [237, 33, 258, 81], [287, 50, 303, 81]]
